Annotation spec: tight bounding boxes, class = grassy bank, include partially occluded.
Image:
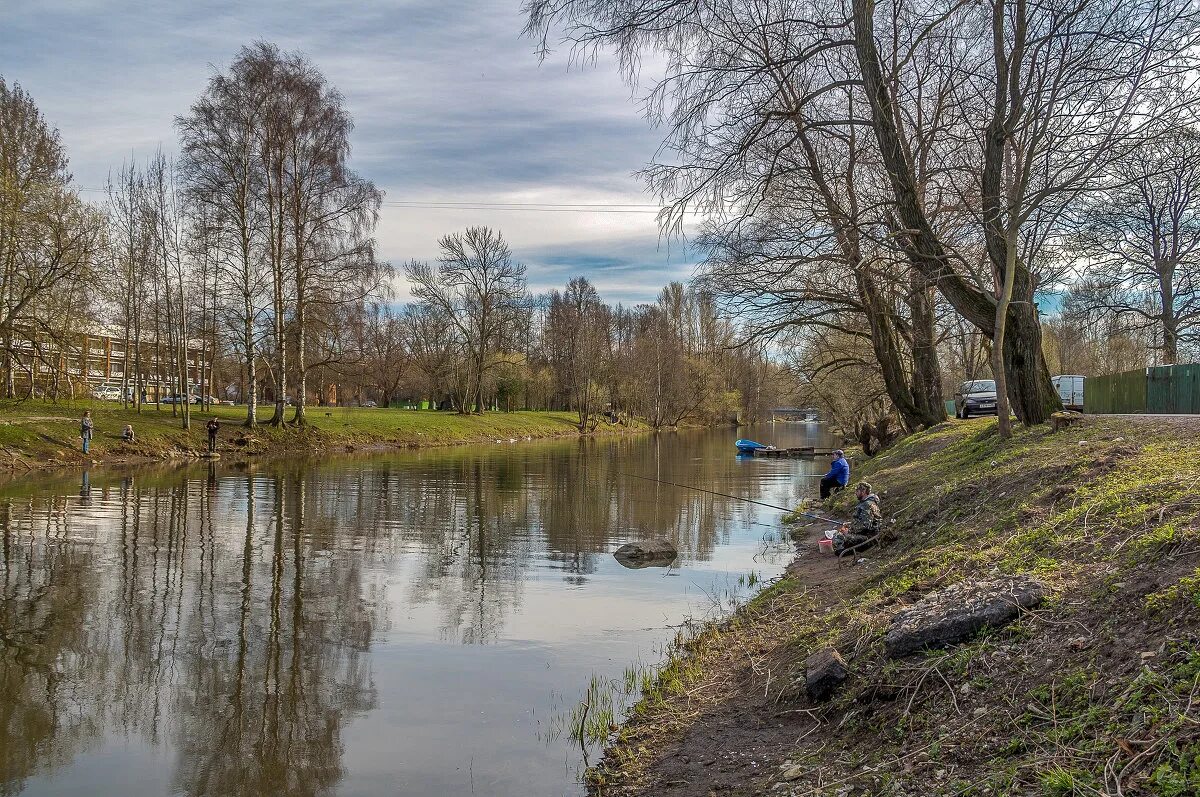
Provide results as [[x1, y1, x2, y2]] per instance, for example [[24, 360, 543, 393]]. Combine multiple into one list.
[[591, 416, 1200, 796], [0, 399, 643, 471]]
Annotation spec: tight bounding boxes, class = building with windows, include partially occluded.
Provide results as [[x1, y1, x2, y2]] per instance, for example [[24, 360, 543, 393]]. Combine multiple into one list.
[[6, 325, 210, 401]]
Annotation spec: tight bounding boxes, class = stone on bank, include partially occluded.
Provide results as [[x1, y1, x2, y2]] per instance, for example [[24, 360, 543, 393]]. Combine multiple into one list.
[[804, 648, 848, 703], [885, 575, 1046, 658]]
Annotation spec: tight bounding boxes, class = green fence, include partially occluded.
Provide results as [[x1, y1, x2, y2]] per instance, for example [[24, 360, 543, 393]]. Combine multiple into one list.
[[1084, 364, 1200, 414], [1147, 364, 1200, 413], [1084, 369, 1146, 414]]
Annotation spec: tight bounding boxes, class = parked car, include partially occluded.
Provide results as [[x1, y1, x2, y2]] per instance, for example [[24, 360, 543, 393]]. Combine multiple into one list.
[[1051, 375, 1085, 411], [91, 385, 122, 401], [161, 393, 186, 404], [953, 379, 998, 418], [360, 400, 378, 408]]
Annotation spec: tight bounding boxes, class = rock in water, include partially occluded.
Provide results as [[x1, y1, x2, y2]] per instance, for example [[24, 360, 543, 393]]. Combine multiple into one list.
[[805, 648, 848, 703], [884, 576, 1046, 658], [613, 538, 678, 568]]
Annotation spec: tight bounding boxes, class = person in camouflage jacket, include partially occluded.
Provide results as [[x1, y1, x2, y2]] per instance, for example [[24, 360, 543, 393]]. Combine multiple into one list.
[[832, 482, 881, 556]]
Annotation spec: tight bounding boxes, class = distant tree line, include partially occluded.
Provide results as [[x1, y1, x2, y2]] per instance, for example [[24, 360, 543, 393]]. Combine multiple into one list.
[[0, 45, 790, 431], [368, 229, 786, 431]]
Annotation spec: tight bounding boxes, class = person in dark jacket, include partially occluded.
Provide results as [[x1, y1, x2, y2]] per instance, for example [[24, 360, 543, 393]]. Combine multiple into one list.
[[833, 482, 882, 555], [80, 411, 93, 454], [206, 417, 220, 453], [819, 449, 850, 499]]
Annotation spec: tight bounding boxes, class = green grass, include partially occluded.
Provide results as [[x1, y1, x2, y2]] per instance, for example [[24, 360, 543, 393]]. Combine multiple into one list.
[[0, 398, 638, 467], [593, 415, 1200, 796]]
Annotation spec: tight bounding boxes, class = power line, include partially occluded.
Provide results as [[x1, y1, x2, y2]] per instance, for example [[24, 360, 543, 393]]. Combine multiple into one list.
[[74, 187, 704, 214], [379, 203, 677, 214], [384, 200, 661, 208]]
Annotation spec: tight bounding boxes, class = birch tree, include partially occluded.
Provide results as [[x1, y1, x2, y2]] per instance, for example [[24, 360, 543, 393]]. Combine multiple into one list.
[[178, 51, 274, 424]]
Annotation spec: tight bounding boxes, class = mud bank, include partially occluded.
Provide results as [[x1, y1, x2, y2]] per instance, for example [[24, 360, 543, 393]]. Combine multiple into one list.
[[591, 416, 1200, 797]]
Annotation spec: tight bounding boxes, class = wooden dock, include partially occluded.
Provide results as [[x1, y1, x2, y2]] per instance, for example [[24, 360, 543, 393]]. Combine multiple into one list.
[[750, 446, 833, 458]]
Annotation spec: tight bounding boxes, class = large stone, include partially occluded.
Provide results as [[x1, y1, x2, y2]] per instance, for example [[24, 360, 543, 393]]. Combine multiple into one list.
[[805, 648, 848, 703], [613, 538, 678, 568], [884, 576, 1046, 658]]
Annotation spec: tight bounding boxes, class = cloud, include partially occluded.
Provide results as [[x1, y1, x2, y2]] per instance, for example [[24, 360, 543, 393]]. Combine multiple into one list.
[[1, 0, 687, 303]]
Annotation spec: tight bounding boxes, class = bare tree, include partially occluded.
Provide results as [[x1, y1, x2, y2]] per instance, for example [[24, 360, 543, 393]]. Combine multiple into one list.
[[402, 303, 457, 408], [527, 0, 1200, 430], [177, 50, 275, 424], [1071, 131, 1200, 364], [142, 153, 192, 427], [105, 161, 155, 411], [0, 77, 101, 400], [405, 227, 527, 414], [546, 276, 611, 431]]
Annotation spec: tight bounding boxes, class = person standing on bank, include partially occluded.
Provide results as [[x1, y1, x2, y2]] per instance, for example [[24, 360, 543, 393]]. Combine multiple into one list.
[[206, 417, 220, 453], [80, 411, 94, 454], [819, 449, 849, 499]]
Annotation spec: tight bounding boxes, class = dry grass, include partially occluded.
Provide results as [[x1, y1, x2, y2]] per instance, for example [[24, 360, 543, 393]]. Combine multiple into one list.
[[590, 416, 1200, 797]]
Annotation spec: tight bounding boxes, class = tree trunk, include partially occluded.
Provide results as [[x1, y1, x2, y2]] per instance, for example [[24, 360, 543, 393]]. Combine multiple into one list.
[[293, 295, 307, 425], [270, 269, 287, 425], [1002, 267, 1060, 424], [133, 318, 142, 412], [907, 278, 946, 427], [992, 231, 1018, 438], [244, 312, 257, 426], [855, 271, 926, 431], [852, 0, 1058, 426], [1160, 273, 1178, 365], [3, 327, 13, 399]]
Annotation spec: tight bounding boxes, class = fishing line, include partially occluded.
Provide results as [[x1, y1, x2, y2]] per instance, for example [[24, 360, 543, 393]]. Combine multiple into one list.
[[618, 471, 842, 526]]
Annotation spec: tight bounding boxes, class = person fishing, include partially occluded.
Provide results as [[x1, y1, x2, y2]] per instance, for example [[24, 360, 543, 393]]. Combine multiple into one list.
[[819, 449, 849, 499], [832, 482, 882, 556], [80, 411, 94, 454], [206, 417, 220, 453]]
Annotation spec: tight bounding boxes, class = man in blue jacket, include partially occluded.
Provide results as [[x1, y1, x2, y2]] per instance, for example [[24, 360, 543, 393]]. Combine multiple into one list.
[[820, 449, 849, 499]]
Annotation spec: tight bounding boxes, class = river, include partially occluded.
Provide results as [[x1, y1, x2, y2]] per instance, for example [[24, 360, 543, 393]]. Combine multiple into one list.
[[0, 423, 834, 796]]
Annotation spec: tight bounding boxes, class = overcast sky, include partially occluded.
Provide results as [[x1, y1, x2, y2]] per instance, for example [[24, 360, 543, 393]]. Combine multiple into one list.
[[1, 0, 698, 304]]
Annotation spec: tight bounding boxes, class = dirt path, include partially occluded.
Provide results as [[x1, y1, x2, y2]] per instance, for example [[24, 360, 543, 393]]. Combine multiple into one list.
[[593, 418, 1200, 796], [592, 518, 876, 796]]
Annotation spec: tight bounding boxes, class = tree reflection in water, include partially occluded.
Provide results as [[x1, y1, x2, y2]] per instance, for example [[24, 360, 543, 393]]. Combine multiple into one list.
[[0, 427, 825, 796]]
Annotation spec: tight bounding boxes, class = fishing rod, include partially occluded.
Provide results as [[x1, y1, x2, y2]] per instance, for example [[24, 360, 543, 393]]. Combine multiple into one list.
[[619, 471, 844, 526], [793, 510, 845, 526]]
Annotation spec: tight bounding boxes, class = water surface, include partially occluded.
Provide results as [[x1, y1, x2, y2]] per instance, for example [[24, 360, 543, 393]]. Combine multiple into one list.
[[0, 424, 832, 796]]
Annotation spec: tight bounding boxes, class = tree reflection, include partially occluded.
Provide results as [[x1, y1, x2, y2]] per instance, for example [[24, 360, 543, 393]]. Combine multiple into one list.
[[0, 427, 823, 794], [0, 467, 378, 797], [0, 492, 105, 797]]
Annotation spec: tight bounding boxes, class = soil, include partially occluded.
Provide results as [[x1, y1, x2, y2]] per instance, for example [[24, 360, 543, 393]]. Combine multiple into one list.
[[591, 521, 877, 797], [589, 417, 1200, 797]]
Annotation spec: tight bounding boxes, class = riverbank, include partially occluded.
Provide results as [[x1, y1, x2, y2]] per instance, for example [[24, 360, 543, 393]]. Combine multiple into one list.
[[590, 416, 1200, 796], [0, 399, 649, 472]]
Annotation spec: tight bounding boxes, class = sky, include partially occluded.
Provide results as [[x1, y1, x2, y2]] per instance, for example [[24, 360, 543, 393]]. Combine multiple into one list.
[[1, 0, 699, 304]]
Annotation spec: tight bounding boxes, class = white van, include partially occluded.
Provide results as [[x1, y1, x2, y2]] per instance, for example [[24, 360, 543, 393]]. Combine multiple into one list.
[[1052, 375, 1085, 411]]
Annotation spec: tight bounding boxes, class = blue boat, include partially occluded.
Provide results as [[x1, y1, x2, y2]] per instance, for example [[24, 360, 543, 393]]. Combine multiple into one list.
[[735, 439, 769, 455]]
